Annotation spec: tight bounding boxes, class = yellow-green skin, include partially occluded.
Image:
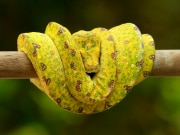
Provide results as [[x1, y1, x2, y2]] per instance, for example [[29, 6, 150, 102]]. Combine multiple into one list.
[[17, 22, 155, 114]]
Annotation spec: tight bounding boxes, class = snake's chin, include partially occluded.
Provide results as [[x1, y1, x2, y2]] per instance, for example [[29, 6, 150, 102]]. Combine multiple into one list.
[[85, 64, 100, 73]]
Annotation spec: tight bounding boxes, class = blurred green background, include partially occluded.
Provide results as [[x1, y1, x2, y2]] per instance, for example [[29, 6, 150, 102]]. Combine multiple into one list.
[[0, 0, 180, 135]]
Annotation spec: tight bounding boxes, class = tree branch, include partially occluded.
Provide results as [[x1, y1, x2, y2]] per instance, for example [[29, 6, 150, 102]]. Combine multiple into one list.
[[0, 50, 179, 78]]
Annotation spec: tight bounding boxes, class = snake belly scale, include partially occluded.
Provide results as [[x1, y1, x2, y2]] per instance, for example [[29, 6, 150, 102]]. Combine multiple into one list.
[[17, 22, 155, 114]]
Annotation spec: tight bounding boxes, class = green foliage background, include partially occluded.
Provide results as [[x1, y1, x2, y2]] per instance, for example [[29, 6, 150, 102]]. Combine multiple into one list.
[[0, 0, 180, 134]]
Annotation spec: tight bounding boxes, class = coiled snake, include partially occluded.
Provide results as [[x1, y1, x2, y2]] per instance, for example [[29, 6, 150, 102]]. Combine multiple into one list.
[[17, 22, 155, 114]]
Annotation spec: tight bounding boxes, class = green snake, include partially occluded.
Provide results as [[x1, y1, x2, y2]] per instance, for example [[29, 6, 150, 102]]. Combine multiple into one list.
[[17, 22, 155, 114]]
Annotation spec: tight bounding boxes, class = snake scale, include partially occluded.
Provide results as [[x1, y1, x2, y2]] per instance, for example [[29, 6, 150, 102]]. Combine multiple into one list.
[[17, 22, 155, 114]]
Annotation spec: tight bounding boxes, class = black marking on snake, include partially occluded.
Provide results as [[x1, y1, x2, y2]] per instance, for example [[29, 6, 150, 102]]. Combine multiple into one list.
[[86, 92, 90, 97], [70, 49, 76, 56], [108, 80, 115, 89], [136, 59, 144, 67], [32, 43, 41, 57], [124, 85, 133, 94], [107, 35, 114, 41], [86, 94, 96, 102], [78, 107, 83, 113], [64, 41, 69, 49], [87, 93, 96, 102], [111, 52, 116, 60], [149, 55, 155, 61], [57, 27, 66, 35], [143, 71, 150, 77], [56, 98, 61, 105], [70, 62, 76, 70], [40, 62, 47, 71], [76, 80, 82, 92], [124, 40, 129, 44], [149, 41, 155, 46], [115, 50, 120, 55], [105, 101, 112, 109], [89, 98, 95, 102], [42, 76, 51, 86]]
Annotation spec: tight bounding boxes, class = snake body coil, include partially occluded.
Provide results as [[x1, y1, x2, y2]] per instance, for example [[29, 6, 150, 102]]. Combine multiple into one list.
[[17, 22, 155, 114]]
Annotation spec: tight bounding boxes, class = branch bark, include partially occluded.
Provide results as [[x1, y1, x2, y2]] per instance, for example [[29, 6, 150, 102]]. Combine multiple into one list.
[[0, 50, 179, 78]]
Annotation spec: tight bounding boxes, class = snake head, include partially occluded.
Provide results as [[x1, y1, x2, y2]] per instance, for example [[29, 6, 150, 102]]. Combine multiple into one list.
[[73, 31, 101, 73]]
